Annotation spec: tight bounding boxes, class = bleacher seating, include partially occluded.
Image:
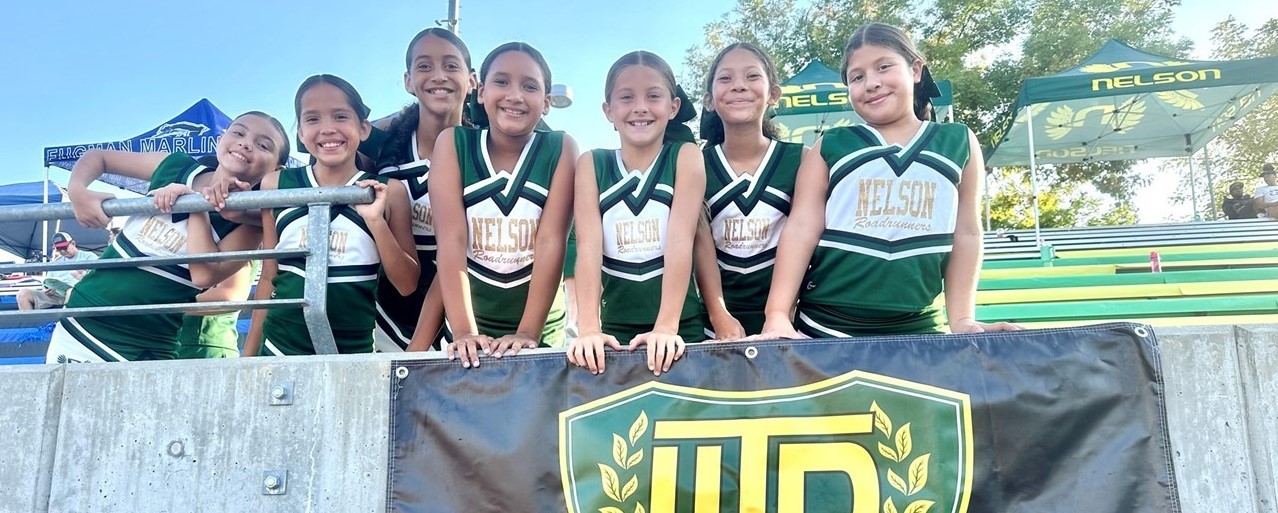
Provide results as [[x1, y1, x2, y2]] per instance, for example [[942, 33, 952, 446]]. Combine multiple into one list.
[[975, 219, 1278, 328]]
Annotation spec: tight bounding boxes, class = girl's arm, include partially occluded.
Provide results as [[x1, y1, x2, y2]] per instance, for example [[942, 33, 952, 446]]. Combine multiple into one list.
[[693, 205, 744, 341], [187, 261, 256, 316], [630, 143, 705, 376], [756, 139, 829, 339], [946, 130, 1019, 333], [492, 136, 579, 356], [566, 153, 622, 374], [428, 129, 491, 368], [406, 275, 445, 352], [243, 172, 282, 357], [356, 179, 420, 295], [185, 212, 263, 289], [68, 150, 170, 227]]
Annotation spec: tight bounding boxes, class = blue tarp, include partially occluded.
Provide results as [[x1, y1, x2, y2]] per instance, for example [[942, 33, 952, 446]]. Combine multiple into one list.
[[42, 99, 233, 193], [0, 181, 111, 259]]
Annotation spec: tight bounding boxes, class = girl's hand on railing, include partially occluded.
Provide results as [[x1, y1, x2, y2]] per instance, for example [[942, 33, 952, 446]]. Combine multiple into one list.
[[567, 331, 623, 375], [491, 332, 538, 358], [200, 176, 251, 212], [629, 330, 686, 377], [447, 332, 494, 369], [149, 184, 196, 214], [353, 180, 388, 222], [69, 189, 116, 228]]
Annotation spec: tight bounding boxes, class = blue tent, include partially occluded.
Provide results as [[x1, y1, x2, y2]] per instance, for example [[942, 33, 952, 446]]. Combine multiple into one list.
[[0, 182, 111, 261], [43, 99, 233, 194]]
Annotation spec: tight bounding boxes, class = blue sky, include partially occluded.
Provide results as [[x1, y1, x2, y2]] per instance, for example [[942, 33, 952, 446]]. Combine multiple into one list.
[[0, 0, 1274, 221]]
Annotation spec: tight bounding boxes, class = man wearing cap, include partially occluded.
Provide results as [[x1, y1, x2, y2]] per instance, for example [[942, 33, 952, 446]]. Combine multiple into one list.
[[1256, 164, 1278, 220], [1222, 181, 1256, 220], [17, 232, 99, 310]]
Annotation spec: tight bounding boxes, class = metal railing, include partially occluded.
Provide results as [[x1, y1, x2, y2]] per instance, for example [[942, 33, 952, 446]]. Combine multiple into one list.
[[0, 186, 375, 355]]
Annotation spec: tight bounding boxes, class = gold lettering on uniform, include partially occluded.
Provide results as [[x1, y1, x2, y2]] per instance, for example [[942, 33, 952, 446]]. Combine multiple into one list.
[[137, 217, 186, 253], [648, 415, 879, 513], [857, 179, 872, 217], [412, 203, 432, 225], [297, 227, 349, 257], [723, 217, 770, 243], [471, 217, 540, 253]]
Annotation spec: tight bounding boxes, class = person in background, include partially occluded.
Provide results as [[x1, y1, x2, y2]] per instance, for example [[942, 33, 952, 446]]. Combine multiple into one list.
[[1221, 181, 1255, 220], [18, 232, 98, 310], [1254, 164, 1278, 219]]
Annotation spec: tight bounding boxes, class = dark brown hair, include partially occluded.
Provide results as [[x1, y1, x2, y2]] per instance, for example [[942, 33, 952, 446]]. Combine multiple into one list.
[[700, 43, 781, 146], [841, 23, 932, 121]]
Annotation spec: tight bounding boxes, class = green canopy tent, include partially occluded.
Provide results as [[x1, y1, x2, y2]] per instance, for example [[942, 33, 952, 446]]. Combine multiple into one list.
[[772, 60, 953, 146], [987, 39, 1278, 243]]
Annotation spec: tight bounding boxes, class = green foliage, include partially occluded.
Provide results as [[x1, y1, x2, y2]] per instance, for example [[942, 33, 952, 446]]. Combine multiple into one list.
[[1188, 17, 1278, 220], [684, 0, 1254, 228]]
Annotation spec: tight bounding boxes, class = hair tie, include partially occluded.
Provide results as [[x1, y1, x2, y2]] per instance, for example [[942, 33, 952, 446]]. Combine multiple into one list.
[[663, 85, 698, 144], [465, 89, 489, 129], [919, 66, 942, 100]]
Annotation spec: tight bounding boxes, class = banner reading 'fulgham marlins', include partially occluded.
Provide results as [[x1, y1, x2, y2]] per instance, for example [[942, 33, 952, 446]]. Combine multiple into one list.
[[388, 323, 1179, 513]]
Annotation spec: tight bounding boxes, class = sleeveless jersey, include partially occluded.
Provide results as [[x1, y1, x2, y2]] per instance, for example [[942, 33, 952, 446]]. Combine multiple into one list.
[[262, 167, 381, 355], [456, 127, 566, 344], [373, 131, 437, 348], [703, 140, 802, 324], [798, 121, 969, 335], [593, 144, 702, 339], [64, 152, 242, 360]]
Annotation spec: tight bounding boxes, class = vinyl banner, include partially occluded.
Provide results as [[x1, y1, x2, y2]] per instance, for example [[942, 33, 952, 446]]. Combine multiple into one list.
[[389, 323, 1179, 513]]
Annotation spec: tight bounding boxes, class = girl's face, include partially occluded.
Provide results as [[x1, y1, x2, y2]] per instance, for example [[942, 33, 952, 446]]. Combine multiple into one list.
[[708, 48, 779, 128], [844, 44, 922, 126], [603, 65, 678, 149], [297, 82, 371, 169], [215, 114, 285, 183], [404, 35, 475, 120], [478, 51, 550, 138]]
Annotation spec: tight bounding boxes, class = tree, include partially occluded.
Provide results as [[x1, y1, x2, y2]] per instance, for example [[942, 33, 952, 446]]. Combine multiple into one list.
[[685, 0, 1194, 228], [1176, 17, 1278, 221]]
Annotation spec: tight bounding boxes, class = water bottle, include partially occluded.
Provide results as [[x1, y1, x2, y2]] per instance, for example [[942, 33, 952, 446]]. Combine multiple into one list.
[[1149, 251, 1162, 273]]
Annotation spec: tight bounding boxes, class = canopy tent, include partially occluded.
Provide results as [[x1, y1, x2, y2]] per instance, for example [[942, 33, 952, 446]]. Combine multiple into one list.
[[987, 39, 1278, 242], [772, 60, 953, 146], [0, 182, 110, 261], [43, 98, 234, 194]]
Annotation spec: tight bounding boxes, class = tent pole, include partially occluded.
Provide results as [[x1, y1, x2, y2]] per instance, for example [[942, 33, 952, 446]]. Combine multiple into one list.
[[1024, 106, 1043, 246], [42, 166, 50, 262], [1204, 143, 1216, 221], [984, 169, 993, 232]]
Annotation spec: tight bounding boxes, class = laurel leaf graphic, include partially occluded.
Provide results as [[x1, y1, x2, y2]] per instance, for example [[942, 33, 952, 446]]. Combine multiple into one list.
[[870, 401, 893, 438], [1157, 90, 1203, 110], [599, 463, 623, 502], [626, 449, 644, 469], [878, 442, 900, 463], [629, 411, 649, 445], [634, 503, 646, 513], [1079, 63, 1122, 73], [613, 434, 629, 468], [621, 475, 639, 501], [904, 499, 936, 513], [888, 468, 908, 494], [600, 508, 624, 513], [1045, 105, 1075, 140], [907, 454, 930, 495], [883, 497, 899, 513], [895, 423, 913, 461]]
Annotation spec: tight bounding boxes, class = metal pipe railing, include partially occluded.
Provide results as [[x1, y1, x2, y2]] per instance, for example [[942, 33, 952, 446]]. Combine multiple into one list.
[[0, 185, 374, 357], [0, 186, 374, 222]]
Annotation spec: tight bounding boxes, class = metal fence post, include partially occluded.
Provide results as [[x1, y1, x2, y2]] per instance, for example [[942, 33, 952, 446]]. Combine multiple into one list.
[[303, 203, 338, 355]]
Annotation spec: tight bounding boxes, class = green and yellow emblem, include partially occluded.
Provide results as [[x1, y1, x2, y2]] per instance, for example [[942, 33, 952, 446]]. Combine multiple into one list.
[[559, 371, 974, 513]]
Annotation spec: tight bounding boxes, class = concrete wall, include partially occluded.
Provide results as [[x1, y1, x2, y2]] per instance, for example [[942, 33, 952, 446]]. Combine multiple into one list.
[[0, 326, 1273, 512]]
